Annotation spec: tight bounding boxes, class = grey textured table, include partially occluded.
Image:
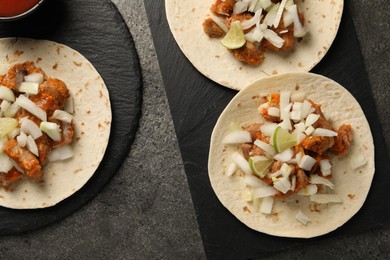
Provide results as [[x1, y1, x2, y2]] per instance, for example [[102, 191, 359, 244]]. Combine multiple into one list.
[[0, 0, 389, 259]]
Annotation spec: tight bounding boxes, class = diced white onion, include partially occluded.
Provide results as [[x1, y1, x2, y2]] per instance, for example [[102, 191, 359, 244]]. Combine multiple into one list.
[[298, 184, 318, 195], [52, 110, 74, 124], [312, 128, 338, 137], [24, 73, 44, 84], [305, 125, 315, 136], [290, 175, 296, 191], [291, 92, 306, 102], [15, 95, 47, 122], [310, 194, 343, 204], [0, 153, 13, 173], [233, 1, 250, 14], [245, 26, 264, 43], [273, 177, 291, 194], [26, 135, 39, 156], [280, 162, 292, 177], [248, 0, 258, 12], [0, 85, 15, 102], [263, 28, 285, 48], [296, 131, 306, 145], [244, 174, 268, 188], [273, 148, 294, 162], [226, 162, 237, 176], [253, 186, 278, 198], [310, 174, 334, 189], [263, 3, 279, 26], [260, 123, 277, 137], [298, 155, 316, 171], [20, 118, 42, 140], [260, 196, 274, 214], [3, 102, 21, 118], [0, 136, 8, 152], [0, 100, 11, 112], [254, 139, 276, 156], [279, 91, 290, 120], [231, 151, 252, 175], [242, 9, 262, 30], [286, 5, 306, 37], [47, 144, 74, 162], [278, 119, 292, 131], [300, 100, 312, 119], [273, 0, 287, 28], [17, 131, 27, 147], [305, 114, 320, 127], [294, 122, 305, 132], [40, 122, 62, 142], [267, 107, 280, 117], [19, 82, 39, 95], [211, 14, 229, 33], [319, 159, 332, 176], [64, 96, 74, 114], [290, 110, 301, 122], [259, 0, 272, 10], [223, 130, 252, 144], [350, 154, 367, 170], [296, 210, 311, 225], [242, 190, 253, 202], [283, 5, 295, 27]]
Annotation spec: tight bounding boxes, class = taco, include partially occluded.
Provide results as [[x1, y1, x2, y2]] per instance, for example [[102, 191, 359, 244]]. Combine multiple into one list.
[[0, 38, 111, 209], [208, 73, 374, 238], [166, 0, 343, 90]]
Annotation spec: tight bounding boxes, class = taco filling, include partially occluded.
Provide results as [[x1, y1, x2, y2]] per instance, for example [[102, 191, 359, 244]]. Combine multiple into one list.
[[203, 0, 306, 65], [0, 61, 74, 190], [223, 90, 363, 224]]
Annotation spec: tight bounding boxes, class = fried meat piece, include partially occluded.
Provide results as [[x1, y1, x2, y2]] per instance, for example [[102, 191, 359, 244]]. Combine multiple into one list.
[[1, 61, 46, 91], [231, 41, 265, 65], [203, 18, 225, 38], [331, 124, 353, 156], [301, 136, 335, 155], [210, 0, 236, 16]]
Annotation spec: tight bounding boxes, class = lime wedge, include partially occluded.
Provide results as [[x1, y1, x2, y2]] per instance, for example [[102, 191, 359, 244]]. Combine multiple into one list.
[[273, 126, 296, 153], [249, 156, 273, 178], [220, 21, 245, 49], [0, 117, 18, 138]]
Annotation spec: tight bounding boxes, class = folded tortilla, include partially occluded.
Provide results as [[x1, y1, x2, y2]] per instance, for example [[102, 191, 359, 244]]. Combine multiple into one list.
[[0, 38, 111, 209], [166, 0, 344, 90], [208, 73, 374, 238]]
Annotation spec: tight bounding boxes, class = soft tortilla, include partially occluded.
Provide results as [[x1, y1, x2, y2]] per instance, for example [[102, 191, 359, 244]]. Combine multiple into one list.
[[208, 73, 374, 238], [0, 38, 111, 209], [166, 0, 344, 90]]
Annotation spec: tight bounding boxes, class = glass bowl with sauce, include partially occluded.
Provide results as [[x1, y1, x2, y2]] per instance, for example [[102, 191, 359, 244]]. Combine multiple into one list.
[[0, 0, 45, 21]]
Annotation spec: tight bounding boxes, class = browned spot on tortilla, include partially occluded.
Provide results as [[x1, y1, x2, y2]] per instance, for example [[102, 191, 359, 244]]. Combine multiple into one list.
[[6, 55, 9, 62], [36, 57, 42, 63], [252, 95, 259, 100], [99, 90, 103, 98], [81, 132, 85, 135], [13, 50, 23, 57], [318, 28, 324, 33], [73, 61, 82, 67], [98, 123, 103, 129], [298, 62, 303, 67], [323, 46, 328, 51], [322, 15, 326, 18], [215, 55, 220, 59], [318, 51, 322, 57], [76, 137, 81, 141], [86, 111, 91, 115], [243, 206, 251, 213], [81, 122, 85, 126], [309, 204, 321, 212], [52, 63, 58, 70], [42, 203, 47, 206], [295, 200, 299, 204], [239, 67, 243, 70], [74, 169, 82, 174], [0, 195, 3, 198], [272, 212, 280, 222], [105, 120, 110, 126], [272, 70, 278, 75], [348, 194, 356, 200], [307, 20, 311, 24], [237, 103, 243, 108], [48, 196, 51, 199], [222, 148, 226, 152], [24, 190, 28, 193], [295, 84, 300, 90], [56, 46, 64, 55], [23, 198, 26, 201], [192, 8, 196, 12]]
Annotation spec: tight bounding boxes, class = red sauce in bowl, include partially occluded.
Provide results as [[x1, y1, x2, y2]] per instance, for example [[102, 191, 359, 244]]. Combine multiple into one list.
[[0, 0, 41, 17]]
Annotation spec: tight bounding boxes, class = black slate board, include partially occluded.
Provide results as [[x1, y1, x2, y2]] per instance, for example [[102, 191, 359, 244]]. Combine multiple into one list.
[[0, 0, 142, 234], [145, 0, 390, 258]]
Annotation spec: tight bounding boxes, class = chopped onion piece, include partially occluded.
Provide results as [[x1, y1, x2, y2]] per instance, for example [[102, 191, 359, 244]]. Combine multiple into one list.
[[40, 122, 62, 142], [290, 175, 296, 191], [298, 184, 318, 195], [24, 73, 44, 84], [48, 145, 74, 162], [295, 131, 306, 145], [310, 174, 334, 189], [19, 82, 39, 95], [295, 151, 303, 164], [248, 0, 258, 12], [223, 130, 252, 144], [280, 162, 292, 177], [294, 122, 305, 132], [259, 0, 272, 9], [305, 125, 314, 136], [273, 148, 294, 163], [319, 159, 332, 176], [0, 100, 11, 112], [231, 152, 252, 175], [278, 119, 292, 131], [211, 14, 229, 33], [233, 1, 250, 14], [17, 131, 28, 147], [298, 155, 316, 171], [292, 102, 302, 112], [273, 177, 291, 194], [244, 175, 268, 188], [290, 110, 301, 122], [245, 26, 264, 43], [7, 127, 20, 139], [15, 95, 47, 122], [260, 196, 274, 214], [279, 91, 290, 120], [283, 5, 295, 27], [312, 128, 338, 137], [273, 0, 287, 28], [64, 96, 74, 114], [258, 101, 269, 112], [263, 3, 279, 26], [20, 118, 42, 140], [310, 194, 343, 204], [296, 210, 311, 225], [286, 5, 306, 37], [52, 109, 73, 123], [3, 102, 21, 118], [305, 114, 320, 127], [243, 190, 253, 202], [350, 154, 367, 169], [0, 136, 8, 152], [267, 107, 280, 117], [0, 85, 15, 102], [300, 100, 312, 119], [0, 153, 13, 173], [243, 8, 262, 30], [226, 162, 237, 176], [253, 0, 263, 12], [260, 123, 277, 137], [254, 139, 276, 156], [263, 28, 285, 48], [26, 135, 39, 156], [253, 186, 278, 198]]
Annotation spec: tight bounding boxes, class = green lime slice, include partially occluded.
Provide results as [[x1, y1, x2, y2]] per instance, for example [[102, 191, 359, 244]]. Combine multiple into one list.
[[0, 117, 18, 138], [249, 156, 273, 178], [273, 126, 296, 153], [220, 21, 246, 50]]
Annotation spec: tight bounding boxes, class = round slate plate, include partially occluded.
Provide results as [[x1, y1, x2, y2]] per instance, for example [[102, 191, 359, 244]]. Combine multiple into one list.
[[0, 0, 142, 234]]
